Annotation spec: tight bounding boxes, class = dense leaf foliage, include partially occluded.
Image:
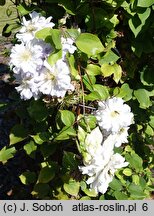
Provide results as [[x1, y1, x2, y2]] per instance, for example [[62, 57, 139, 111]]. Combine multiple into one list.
[[0, 0, 154, 200]]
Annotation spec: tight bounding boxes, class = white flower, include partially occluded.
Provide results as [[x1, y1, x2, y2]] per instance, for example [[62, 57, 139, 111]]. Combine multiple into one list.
[[83, 127, 103, 164], [95, 97, 134, 133], [31, 39, 53, 59], [114, 127, 129, 147], [15, 76, 40, 100], [10, 40, 44, 74], [79, 145, 129, 194], [61, 36, 76, 57], [91, 153, 128, 194], [102, 126, 129, 148], [16, 11, 55, 43], [36, 59, 74, 97]]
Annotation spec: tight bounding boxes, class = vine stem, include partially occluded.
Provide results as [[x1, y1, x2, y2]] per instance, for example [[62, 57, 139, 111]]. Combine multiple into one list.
[[77, 64, 85, 116]]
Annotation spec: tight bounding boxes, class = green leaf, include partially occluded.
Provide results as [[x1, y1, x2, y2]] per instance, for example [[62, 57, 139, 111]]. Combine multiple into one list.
[[84, 115, 97, 130], [68, 55, 80, 80], [85, 91, 102, 101], [24, 141, 37, 155], [31, 134, 44, 145], [140, 66, 154, 86], [101, 63, 115, 77], [110, 14, 119, 27], [123, 168, 132, 176], [59, 0, 75, 15], [66, 29, 80, 40], [80, 181, 97, 197], [62, 151, 79, 171], [83, 74, 96, 91], [99, 195, 105, 200], [109, 178, 123, 191], [134, 89, 152, 109], [149, 116, 154, 128], [17, 4, 32, 16], [77, 126, 86, 147], [0, 147, 16, 162], [35, 27, 52, 40], [132, 175, 140, 185], [9, 124, 28, 145], [128, 183, 146, 199], [125, 153, 143, 172], [19, 171, 37, 185], [80, 196, 91, 200], [137, 0, 154, 7], [64, 179, 80, 197], [145, 124, 154, 136], [93, 84, 109, 99], [38, 166, 55, 183], [76, 33, 104, 56], [40, 143, 56, 158], [32, 183, 50, 198], [113, 64, 122, 83], [129, 8, 151, 37], [99, 49, 120, 65], [115, 83, 133, 101], [59, 110, 75, 126], [85, 64, 101, 76], [27, 100, 48, 122], [139, 177, 147, 189], [3, 23, 19, 34], [50, 29, 62, 49], [47, 50, 62, 66], [101, 63, 122, 83], [55, 126, 76, 140], [114, 191, 128, 200], [31, 132, 50, 145], [54, 188, 69, 200]]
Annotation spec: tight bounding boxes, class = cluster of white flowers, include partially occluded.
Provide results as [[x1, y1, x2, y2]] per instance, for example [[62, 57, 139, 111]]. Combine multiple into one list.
[[10, 12, 76, 100], [95, 97, 134, 147], [79, 97, 134, 194]]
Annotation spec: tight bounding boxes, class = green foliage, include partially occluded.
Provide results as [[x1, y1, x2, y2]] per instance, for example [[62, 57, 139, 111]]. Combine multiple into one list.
[[9, 124, 28, 145], [137, 0, 154, 7], [134, 89, 152, 109], [59, 110, 75, 126], [101, 63, 122, 83], [129, 8, 151, 38], [62, 151, 79, 171], [0, 146, 16, 163], [55, 126, 76, 140], [27, 100, 49, 122], [125, 152, 143, 172], [76, 33, 104, 56], [32, 183, 51, 199], [1, 0, 154, 200], [64, 179, 80, 197], [128, 183, 146, 199], [114, 83, 133, 101], [38, 165, 55, 183], [24, 141, 37, 155], [19, 171, 37, 185]]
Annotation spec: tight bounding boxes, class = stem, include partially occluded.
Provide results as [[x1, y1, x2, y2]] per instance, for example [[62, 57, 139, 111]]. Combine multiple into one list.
[[77, 64, 85, 116]]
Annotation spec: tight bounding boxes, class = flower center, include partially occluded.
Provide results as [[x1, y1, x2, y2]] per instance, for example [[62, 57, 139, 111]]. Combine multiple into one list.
[[119, 128, 125, 134], [110, 110, 119, 118], [46, 71, 55, 81], [20, 50, 32, 62], [27, 24, 37, 32]]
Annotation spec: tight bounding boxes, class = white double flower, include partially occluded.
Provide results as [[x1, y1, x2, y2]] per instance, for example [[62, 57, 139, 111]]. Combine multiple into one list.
[[79, 126, 129, 194], [10, 12, 77, 100]]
